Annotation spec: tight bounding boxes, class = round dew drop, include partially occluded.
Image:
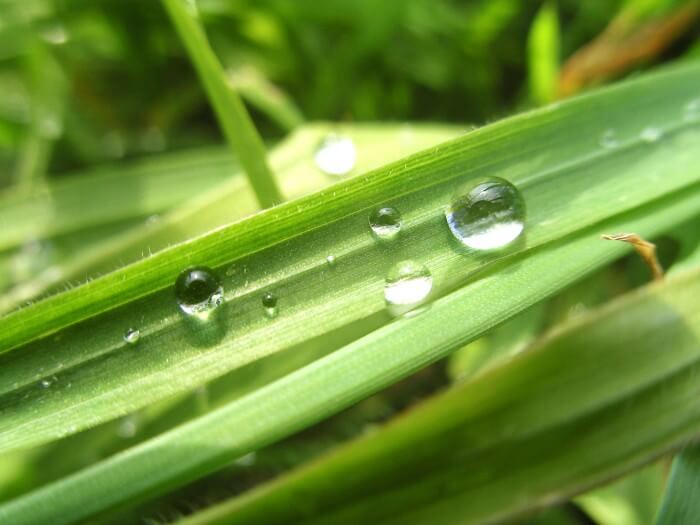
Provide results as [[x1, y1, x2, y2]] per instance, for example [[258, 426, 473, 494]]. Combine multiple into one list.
[[123, 328, 140, 345], [326, 255, 337, 267], [445, 177, 525, 250], [640, 127, 662, 143], [384, 261, 433, 306], [314, 134, 356, 176], [262, 292, 278, 318], [599, 129, 618, 149], [369, 207, 402, 240], [175, 266, 223, 319]]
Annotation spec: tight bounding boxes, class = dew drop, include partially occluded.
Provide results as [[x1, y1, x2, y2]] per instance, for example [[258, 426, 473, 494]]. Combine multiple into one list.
[[685, 99, 700, 122], [326, 255, 337, 267], [117, 415, 138, 438], [384, 261, 433, 306], [123, 328, 140, 345], [599, 129, 618, 149], [262, 292, 278, 318], [40, 379, 51, 389], [314, 134, 356, 176], [175, 266, 223, 319], [445, 177, 525, 250], [640, 127, 663, 143], [369, 207, 402, 240]]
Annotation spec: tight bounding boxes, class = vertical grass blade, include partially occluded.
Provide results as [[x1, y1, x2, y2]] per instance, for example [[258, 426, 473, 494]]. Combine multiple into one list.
[[161, 0, 283, 208], [655, 446, 700, 524]]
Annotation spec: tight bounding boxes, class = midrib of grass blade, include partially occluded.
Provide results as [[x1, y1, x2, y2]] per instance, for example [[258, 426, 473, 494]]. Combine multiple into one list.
[[2, 62, 698, 355], [162, 0, 282, 208], [0, 123, 461, 313], [1, 184, 699, 525]]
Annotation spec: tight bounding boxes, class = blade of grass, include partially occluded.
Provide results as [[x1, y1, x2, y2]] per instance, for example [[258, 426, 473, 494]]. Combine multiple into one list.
[[174, 264, 700, 525], [2, 188, 700, 525], [1, 64, 700, 458], [654, 445, 700, 524], [0, 123, 460, 311], [528, 2, 560, 105], [161, 0, 282, 208]]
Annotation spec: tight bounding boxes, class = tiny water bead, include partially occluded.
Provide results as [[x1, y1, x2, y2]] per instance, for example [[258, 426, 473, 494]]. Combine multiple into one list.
[[369, 207, 402, 240], [262, 292, 278, 318], [384, 261, 433, 306], [445, 177, 525, 250], [599, 129, 618, 149], [175, 266, 224, 319], [314, 134, 356, 176], [326, 255, 337, 267], [640, 127, 663, 143], [123, 328, 140, 345]]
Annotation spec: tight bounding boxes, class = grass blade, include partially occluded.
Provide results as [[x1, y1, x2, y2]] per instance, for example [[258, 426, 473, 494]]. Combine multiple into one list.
[[161, 0, 282, 207]]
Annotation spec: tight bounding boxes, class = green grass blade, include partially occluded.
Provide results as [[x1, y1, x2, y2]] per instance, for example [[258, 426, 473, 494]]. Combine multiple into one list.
[[0, 64, 699, 458], [1, 191, 699, 525], [0, 123, 459, 312], [528, 2, 560, 105], [655, 445, 700, 524], [161, 0, 282, 208], [175, 264, 700, 525]]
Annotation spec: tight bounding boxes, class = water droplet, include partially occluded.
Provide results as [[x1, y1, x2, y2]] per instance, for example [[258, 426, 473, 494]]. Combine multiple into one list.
[[599, 129, 618, 149], [384, 261, 433, 306], [123, 328, 140, 345], [117, 415, 138, 438], [314, 134, 356, 176], [262, 292, 278, 318], [369, 207, 402, 240], [38, 115, 63, 139], [40, 379, 51, 388], [640, 127, 662, 143], [175, 267, 223, 319], [445, 177, 525, 250], [326, 255, 337, 267], [685, 99, 700, 122]]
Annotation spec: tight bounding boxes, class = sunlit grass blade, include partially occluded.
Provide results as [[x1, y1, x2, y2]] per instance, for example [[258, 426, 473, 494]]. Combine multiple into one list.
[[0, 123, 459, 312], [174, 264, 700, 525], [162, 0, 282, 207], [0, 64, 699, 459], [1, 188, 699, 525]]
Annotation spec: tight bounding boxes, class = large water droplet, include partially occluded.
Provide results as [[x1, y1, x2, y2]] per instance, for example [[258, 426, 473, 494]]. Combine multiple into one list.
[[369, 207, 402, 240], [262, 292, 278, 318], [685, 99, 700, 122], [640, 127, 662, 143], [175, 266, 223, 319], [123, 328, 140, 345], [384, 261, 433, 306], [599, 129, 618, 149], [314, 134, 356, 176], [445, 177, 525, 250]]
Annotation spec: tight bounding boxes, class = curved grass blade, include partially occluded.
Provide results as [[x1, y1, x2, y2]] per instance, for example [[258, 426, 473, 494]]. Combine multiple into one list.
[[655, 445, 700, 524], [1, 64, 700, 457], [1, 187, 699, 525]]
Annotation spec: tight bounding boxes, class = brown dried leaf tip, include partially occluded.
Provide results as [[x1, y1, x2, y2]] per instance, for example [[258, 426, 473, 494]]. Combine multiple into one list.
[[602, 232, 664, 281]]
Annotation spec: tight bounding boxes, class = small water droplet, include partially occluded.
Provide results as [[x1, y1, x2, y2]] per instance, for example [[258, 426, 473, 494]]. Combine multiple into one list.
[[38, 115, 63, 139], [445, 177, 525, 250], [384, 261, 433, 306], [685, 99, 700, 122], [123, 328, 140, 345], [640, 127, 663, 143], [145, 214, 160, 227], [41, 24, 69, 45], [262, 292, 278, 318], [314, 134, 356, 176], [175, 267, 223, 319], [326, 255, 337, 267], [369, 207, 402, 240], [599, 129, 618, 149], [40, 379, 51, 388], [117, 415, 138, 438]]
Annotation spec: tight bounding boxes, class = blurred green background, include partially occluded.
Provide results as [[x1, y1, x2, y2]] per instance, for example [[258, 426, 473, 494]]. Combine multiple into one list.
[[2, 0, 697, 183]]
